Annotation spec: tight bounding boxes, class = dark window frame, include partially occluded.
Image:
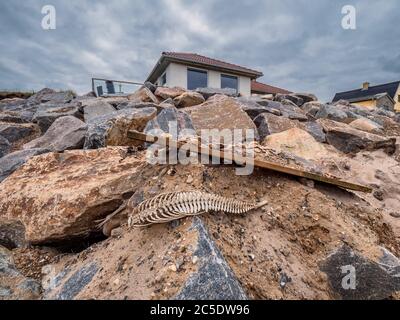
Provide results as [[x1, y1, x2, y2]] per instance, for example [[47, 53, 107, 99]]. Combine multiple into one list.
[[221, 74, 239, 92], [187, 68, 208, 90]]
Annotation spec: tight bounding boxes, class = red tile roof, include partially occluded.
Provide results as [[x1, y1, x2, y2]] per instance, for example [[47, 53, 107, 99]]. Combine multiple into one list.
[[251, 80, 291, 95], [162, 52, 263, 78]]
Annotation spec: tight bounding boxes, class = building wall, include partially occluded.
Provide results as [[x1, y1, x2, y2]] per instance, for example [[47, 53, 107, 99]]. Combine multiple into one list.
[[161, 62, 252, 96], [353, 100, 376, 109], [395, 85, 400, 112]]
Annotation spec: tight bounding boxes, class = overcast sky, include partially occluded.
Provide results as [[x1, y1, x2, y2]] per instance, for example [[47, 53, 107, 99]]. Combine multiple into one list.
[[0, 0, 399, 101]]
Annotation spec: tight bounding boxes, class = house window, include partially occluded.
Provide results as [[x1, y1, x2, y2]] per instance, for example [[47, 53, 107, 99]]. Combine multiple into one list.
[[398, 94, 400, 103], [221, 74, 238, 92], [159, 73, 167, 86], [187, 68, 208, 90]]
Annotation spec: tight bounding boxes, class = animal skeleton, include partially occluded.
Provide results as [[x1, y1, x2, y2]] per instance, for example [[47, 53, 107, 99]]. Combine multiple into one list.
[[128, 191, 268, 227]]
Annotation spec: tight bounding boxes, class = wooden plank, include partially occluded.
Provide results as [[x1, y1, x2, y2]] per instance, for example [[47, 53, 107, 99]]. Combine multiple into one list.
[[128, 130, 372, 193]]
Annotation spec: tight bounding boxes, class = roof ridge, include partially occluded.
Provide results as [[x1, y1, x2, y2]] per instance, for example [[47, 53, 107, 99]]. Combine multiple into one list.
[[336, 80, 400, 95], [162, 51, 262, 75]]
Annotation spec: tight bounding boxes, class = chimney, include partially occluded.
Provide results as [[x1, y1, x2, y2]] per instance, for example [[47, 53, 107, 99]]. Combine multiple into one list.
[[362, 82, 370, 90]]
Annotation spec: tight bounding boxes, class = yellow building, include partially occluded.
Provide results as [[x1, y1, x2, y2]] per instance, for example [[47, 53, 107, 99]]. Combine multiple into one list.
[[333, 81, 400, 112]]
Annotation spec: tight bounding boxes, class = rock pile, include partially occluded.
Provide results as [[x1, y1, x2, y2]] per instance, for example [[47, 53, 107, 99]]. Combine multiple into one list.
[[0, 85, 400, 300]]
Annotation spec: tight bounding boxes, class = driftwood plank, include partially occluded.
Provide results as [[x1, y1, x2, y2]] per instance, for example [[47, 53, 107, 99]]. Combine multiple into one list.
[[128, 130, 372, 193]]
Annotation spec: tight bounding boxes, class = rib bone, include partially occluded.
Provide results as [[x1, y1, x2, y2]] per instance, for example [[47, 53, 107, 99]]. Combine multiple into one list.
[[128, 191, 268, 228]]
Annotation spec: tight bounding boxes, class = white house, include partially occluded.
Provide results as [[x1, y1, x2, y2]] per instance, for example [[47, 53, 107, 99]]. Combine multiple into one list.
[[146, 52, 291, 97]]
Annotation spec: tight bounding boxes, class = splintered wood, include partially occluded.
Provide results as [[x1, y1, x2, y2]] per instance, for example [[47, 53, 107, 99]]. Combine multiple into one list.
[[127, 130, 372, 193]]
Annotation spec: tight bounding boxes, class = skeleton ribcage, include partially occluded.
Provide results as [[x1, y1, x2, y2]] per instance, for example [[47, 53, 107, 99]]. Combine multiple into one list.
[[128, 191, 265, 227]]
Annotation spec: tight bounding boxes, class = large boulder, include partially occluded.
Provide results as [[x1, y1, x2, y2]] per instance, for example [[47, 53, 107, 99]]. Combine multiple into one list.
[[0, 136, 10, 158], [0, 122, 41, 143], [173, 91, 205, 108], [237, 98, 281, 120], [301, 102, 323, 118], [320, 245, 400, 300], [0, 147, 145, 244], [195, 88, 238, 100], [318, 119, 396, 154], [23, 116, 87, 152], [275, 94, 304, 107], [155, 87, 186, 100], [144, 107, 196, 140], [254, 114, 326, 143], [82, 100, 116, 122], [84, 108, 157, 149], [349, 118, 383, 134], [27, 88, 75, 105], [127, 87, 158, 103], [315, 104, 349, 123], [186, 95, 258, 141], [0, 112, 28, 124], [116, 101, 163, 113], [0, 246, 41, 300], [262, 128, 331, 160], [293, 93, 318, 104], [0, 148, 49, 182], [268, 100, 308, 121], [32, 102, 83, 132]]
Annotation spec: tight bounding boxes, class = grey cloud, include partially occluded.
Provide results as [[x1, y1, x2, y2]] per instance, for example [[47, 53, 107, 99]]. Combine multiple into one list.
[[0, 0, 399, 101]]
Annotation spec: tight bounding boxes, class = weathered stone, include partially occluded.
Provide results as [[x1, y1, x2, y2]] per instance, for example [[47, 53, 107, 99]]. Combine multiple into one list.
[[0, 136, 10, 158], [315, 104, 349, 123], [195, 87, 238, 100], [82, 100, 116, 122], [0, 98, 26, 111], [144, 107, 196, 140], [0, 148, 145, 244], [0, 148, 50, 182], [175, 218, 247, 300], [0, 112, 28, 124], [293, 93, 318, 104], [26, 88, 75, 107], [128, 87, 158, 103], [116, 101, 163, 113], [254, 113, 298, 140], [275, 94, 304, 107], [255, 114, 326, 143], [173, 91, 205, 108], [301, 102, 323, 118], [304, 121, 326, 143], [155, 87, 186, 100], [0, 245, 41, 300], [32, 102, 83, 132], [23, 116, 87, 152], [101, 97, 128, 108], [263, 128, 331, 160], [320, 245, 400, 300], [84, 108, 157, 149], [0, 221, 26, 249], [318, 119, 396, 154], [0, 122, 40, 143], [237, 98, 281, 120], [26, 88, 55, 105], [262, 98, 308, 121], [349, 118, 383, 134], [187, 95, 258, 141], [54, 263, 99, 300]]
